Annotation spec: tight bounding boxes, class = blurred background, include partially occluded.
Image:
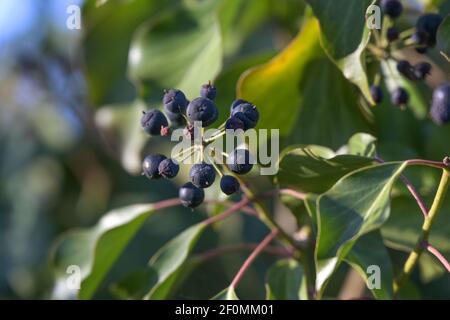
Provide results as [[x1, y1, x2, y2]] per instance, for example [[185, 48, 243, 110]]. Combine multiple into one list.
[[0, 0, 449, 299]]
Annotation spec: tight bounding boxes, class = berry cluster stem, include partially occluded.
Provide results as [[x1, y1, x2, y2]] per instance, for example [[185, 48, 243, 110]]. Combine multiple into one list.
[[229, 229, 279, 290], [394, 169, 450, 296]]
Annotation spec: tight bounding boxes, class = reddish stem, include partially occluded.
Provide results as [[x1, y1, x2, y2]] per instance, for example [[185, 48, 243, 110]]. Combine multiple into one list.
[[425, 243, 450, 273], [230, 229, 279, 290], [375, 157, 429, 217], [406, 159, 448, 170], [400, 175, 429, 218]]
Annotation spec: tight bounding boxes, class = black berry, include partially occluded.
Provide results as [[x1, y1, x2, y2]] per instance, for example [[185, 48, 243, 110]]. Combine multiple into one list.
[[220, 175, 240, 195], [186, 97, 218, 127], [391, 87, 409, 106], [200, 82, 217, 100], [430, 83, 450, 125], [190, 162, 216, 188], [230, 99, 248, 112], [230, 101, 259, 130], [165, 110, 186, 128], [411, 30, 429, 46], [227, 149, 254, 175], [141, 109, 168, 136], [158, 158, 179, 179], [413, 62, 432, 80], [387, 27, 399, 42], [381, 0, 403, 18], [225, 116, 245, 131], [396, 60, 415, 80], [142, 154, 166, 179], [415, 47, 428, 54], [179, 182, 205, 208], [370, 85, 383, 104], [416, 13, 443, 47], [163, 89, 188, 114]]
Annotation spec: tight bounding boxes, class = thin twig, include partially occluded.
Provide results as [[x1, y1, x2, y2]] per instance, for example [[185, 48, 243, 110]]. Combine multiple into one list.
[[230, 229, 279, 290], [425, 243, 450, 273], [375, 156, 429, 217]]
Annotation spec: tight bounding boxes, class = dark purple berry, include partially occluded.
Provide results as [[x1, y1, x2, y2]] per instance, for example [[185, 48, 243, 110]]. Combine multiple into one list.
[[413, 62, 432, 80], [165, 110, 186, 127], [190, 162, 216, 188], [179, 182, 205, 208], [416, 13, 443, 47], [142, 154, 166, 179], [163, 89, 188, 114], [411, 30, 429, 46], [225, 116, 245, 131], [370, 85, 383, 104], [430, 83, 450, 125], [387, 27, 399, 42], [158, 158, 179, 179], [186, 97, 218, 127], [227, 149, 254, 175], [391, 87, 409, 106], [200, 82, 217, 100], [396, 60, 415, 80], [230, 101, 259, 130], [381, 0, 403, 18], [415, 47, 428, 54], [230, 99, 248, 113], [141, 109, 168, 135], [220, 175, 240, 195]]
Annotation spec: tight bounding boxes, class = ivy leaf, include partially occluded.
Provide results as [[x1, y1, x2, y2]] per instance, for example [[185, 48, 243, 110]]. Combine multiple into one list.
[[144, 223, 207, 299], [345, 232, 394, 299], [238, 20, 372, 148], [305, 0, 375, 104], [315, 162, 407, 295], [212, 287, 239, 300], [265, 259, 306, 300], [51, 203, 157, 299], [277, 145, 374, 194], [128, 2, 222, 101], [346, 133, 377, 157], [437, 15, 450, 62]]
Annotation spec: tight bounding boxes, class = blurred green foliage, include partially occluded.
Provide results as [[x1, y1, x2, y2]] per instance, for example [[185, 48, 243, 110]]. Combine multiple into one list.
[[0, 0, 449, 300]]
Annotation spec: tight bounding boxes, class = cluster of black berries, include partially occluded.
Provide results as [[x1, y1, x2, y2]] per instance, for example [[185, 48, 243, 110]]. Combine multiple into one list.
[[140, 83, 259, 208], [369, 1, 449, 125]]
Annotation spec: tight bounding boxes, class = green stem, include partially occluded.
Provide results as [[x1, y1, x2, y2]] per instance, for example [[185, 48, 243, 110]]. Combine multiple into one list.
[[394, 169, 450, 296]]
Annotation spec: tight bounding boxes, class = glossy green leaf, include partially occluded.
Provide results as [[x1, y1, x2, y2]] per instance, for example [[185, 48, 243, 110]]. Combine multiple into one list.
[[346, 133, 377, 157], [437, 15, 450, 62], [277, 145, 374, 194], [238, 20, 373, 148], [52, 203, 156, 299], [305, 0, 375, 104], [265, 259, 306, 300], [345, 232, 394, 299], [128, 3, 222, 101], [237, 20, 321, 135], [315, 162, 407, 294], [212, 287, 239, 300], [144, 223, 207, 299]]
